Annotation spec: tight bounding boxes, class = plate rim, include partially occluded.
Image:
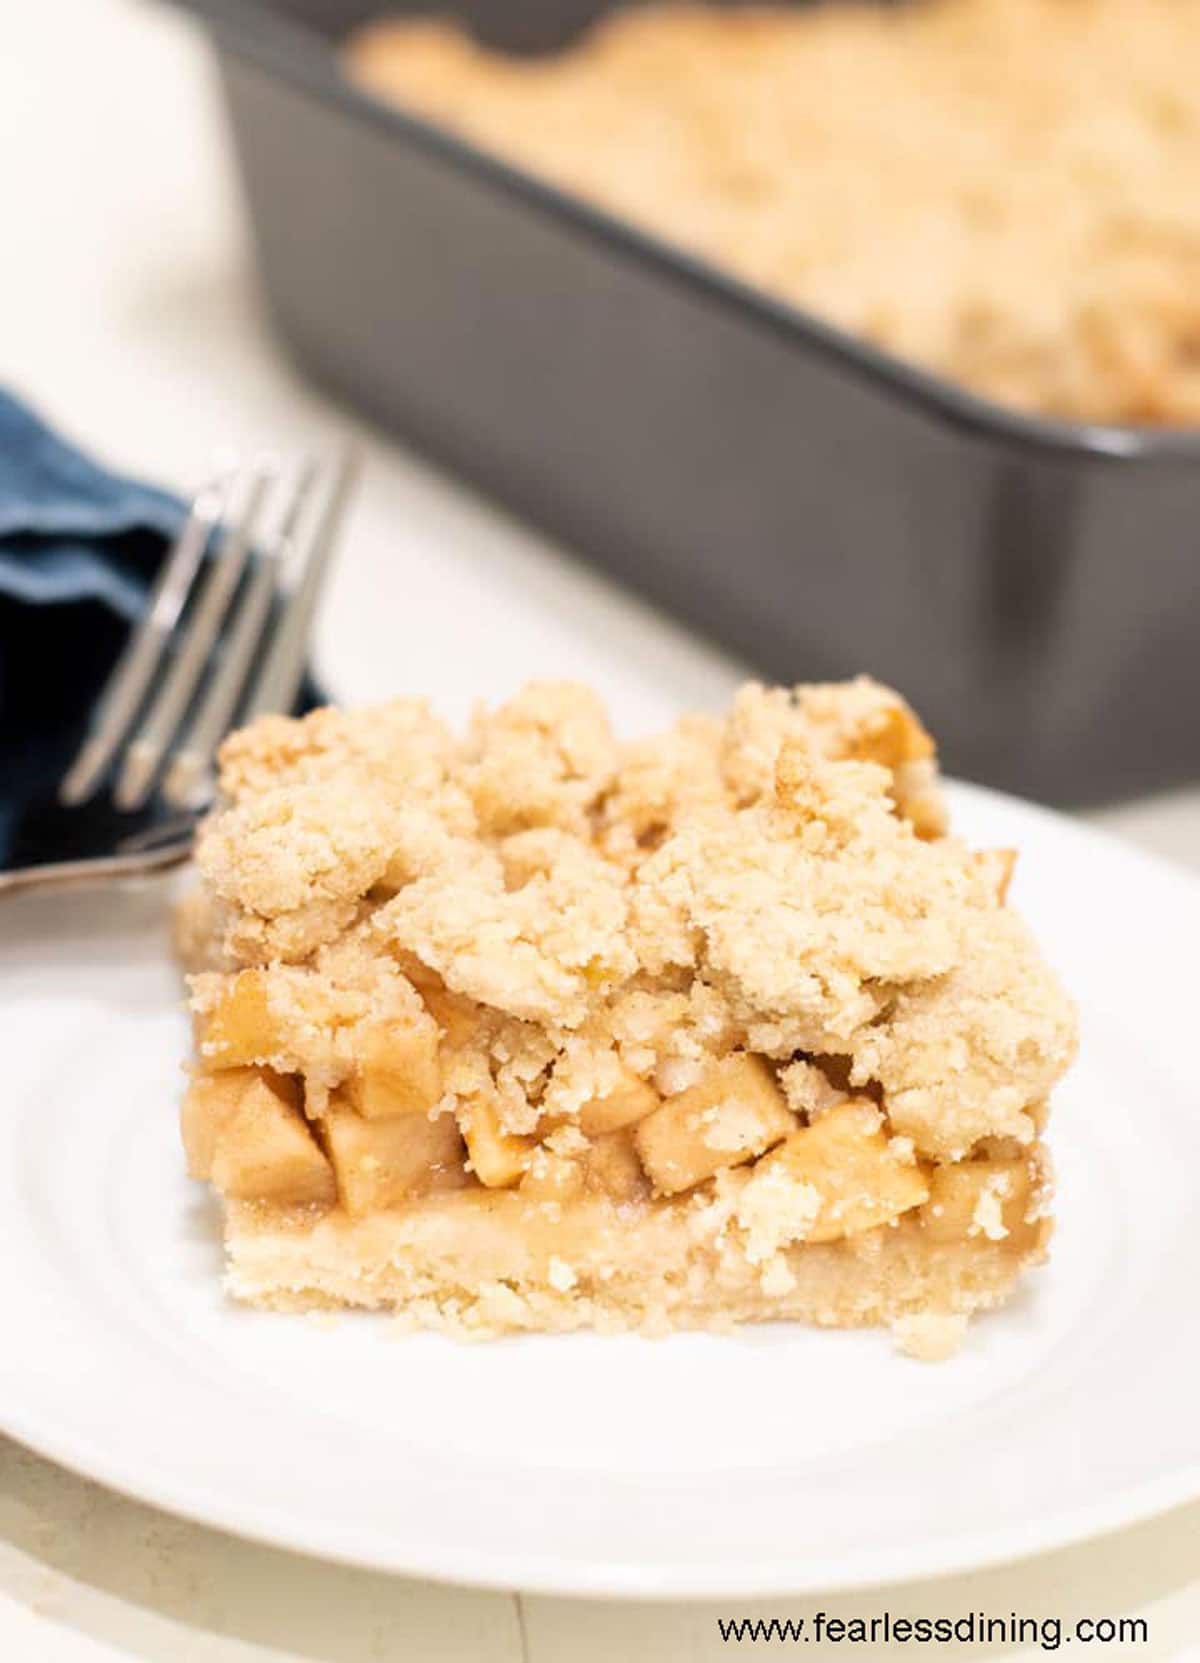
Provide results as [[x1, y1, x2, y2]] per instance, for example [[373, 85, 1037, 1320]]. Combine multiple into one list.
[[3, 1393, 1199, 1597]]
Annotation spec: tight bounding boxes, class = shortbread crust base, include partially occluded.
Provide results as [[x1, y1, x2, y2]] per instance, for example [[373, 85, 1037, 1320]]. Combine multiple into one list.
[[223, 1191, 1047, 1338]]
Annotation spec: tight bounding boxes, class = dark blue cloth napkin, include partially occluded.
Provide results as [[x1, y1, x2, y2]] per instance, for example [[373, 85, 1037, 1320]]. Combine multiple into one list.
[[0, 389, 319, 867]]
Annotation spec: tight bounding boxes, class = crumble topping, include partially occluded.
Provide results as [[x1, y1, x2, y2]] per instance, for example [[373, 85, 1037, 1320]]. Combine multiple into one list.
[[347, 0, 1200, 425], [851, 907, 1075, 1158], [735, 1165, 823, 1265], [191, 677, 1074, 1165], [779, 1058, 848, 1121], [970, 1171, 1015, 1242]]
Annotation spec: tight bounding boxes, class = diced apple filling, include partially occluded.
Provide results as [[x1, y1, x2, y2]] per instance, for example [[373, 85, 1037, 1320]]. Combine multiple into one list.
[[183, 1007, 1035, 1264], [181, 1067, 336, 1207], [197, 967, 360, 1070], [321, 1098, 466, 1215], [634, 1053, 797, 1196], [341, 1015, 442, 1120], [417, 978, 487, 1049], [585, 1128, 650, 1203], [198, 970, 277, 1066], [751, 1098, 929, 1242], [921, 1156, 1040, 1246], [181, 1069, 246, 1179], [459, 1090, 534, 1187], [577, 1066, 660, 1135], [520, 1146, 586, 1202]]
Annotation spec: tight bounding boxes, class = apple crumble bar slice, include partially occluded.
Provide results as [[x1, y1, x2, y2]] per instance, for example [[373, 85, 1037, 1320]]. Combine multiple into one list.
[[178, 678, 1075, 1351]]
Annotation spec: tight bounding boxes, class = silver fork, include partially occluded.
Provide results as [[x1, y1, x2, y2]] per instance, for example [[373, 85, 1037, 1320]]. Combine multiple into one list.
[[0, 449, 358, 897]]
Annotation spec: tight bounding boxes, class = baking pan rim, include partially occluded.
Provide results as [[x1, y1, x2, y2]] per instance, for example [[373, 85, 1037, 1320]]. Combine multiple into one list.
[[173, 0, 1200, 466]]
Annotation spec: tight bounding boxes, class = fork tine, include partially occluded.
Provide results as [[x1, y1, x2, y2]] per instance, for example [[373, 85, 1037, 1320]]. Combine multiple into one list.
[[114, 463, 274, 812], [58, 470, 231, 806], [162, 462, 320, 809], [241, 449, 358, 724]]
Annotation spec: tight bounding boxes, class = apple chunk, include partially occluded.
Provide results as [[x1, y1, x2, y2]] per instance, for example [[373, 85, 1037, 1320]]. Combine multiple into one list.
[[458, 1091, 533, 1189], [321, 1098, 465, 1215], [578, 1067, 660, 1136], [520, 1146, 586, 1202], [753, 1098, 929, 1242], [181, 1069, 248, 1179], [183, 1068, 336, 1207], [585, 1128, 650, 1204], [921, 1156, 1040, 1247], [634, 1053, 796, 1196], [418, 978, 486, 1049], [199, 970, 278, 1067], [341, 1015, 442, 1120]]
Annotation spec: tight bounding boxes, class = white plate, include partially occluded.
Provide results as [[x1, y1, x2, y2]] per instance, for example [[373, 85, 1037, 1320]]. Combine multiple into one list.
[[2, 782, 1197, 1598]]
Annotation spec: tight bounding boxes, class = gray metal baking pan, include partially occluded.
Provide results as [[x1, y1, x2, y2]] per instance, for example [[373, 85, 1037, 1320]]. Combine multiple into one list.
[[168, 0, 1200, 803]]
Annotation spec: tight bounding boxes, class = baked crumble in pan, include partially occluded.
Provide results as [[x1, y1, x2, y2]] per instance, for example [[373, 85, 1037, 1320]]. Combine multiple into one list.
[[347, 0, 1200, 425]]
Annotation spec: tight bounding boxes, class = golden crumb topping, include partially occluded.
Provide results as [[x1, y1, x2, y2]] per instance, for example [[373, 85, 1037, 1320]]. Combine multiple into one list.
[[187, 678, 1075, 1164]]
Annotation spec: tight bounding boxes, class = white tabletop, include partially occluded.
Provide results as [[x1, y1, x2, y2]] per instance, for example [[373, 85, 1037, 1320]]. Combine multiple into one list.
[[2, 2, 1197, 1656]]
